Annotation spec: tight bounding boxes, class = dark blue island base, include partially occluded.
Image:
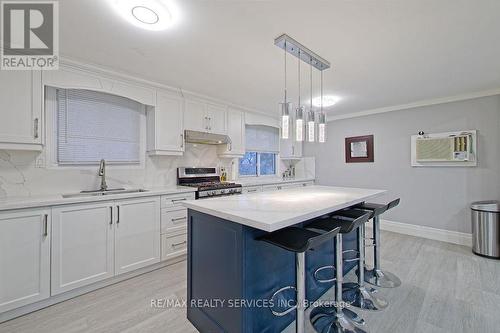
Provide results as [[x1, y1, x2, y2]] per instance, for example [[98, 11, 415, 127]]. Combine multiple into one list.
[[187, 209, 359, 333]]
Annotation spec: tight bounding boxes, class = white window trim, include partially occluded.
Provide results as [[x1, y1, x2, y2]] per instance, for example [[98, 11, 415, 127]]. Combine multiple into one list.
[[44, 87, 147, 170], [238, 151, 278, 178]]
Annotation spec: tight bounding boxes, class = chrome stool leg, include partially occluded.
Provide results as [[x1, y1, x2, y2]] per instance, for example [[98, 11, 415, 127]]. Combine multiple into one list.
[[343, 223, 388, 310], [310, 234, 368, 333], [296, 252, 306, 333], [364, 216, 401, 288]]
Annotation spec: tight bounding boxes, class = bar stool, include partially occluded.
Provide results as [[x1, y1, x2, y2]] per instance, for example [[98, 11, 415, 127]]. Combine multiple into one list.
[[335, 208, 389, 311], [307, 209, 372, 333], [355, 198, 401, 288], [259, 226, 341, 333]]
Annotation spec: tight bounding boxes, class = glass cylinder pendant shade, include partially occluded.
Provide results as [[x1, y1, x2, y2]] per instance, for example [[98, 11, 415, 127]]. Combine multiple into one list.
[[307, 110, 316, 142], [280, 102, 292, 139], [318, 112, 326, 143], [295, 106, 304, 142]]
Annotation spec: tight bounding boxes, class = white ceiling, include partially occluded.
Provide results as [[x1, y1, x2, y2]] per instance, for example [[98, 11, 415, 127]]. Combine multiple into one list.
[[60, 0, 500, 118]]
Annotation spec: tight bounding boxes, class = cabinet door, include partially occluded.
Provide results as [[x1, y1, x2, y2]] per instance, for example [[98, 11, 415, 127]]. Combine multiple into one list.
[[51, 202, 114, 295], [0, 71, 42, 146], [184, 99, 207, 132], [218, 108, 244, 156], [0, 209, 50, 313], [114, 197, 160, 275], [206, 104, 227, 135], [148, 92, 184, 154]]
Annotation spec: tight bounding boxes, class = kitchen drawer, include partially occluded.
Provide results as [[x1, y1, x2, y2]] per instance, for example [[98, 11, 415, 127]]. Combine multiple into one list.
[[161, 193, 195, 209], [161, 232, 187, 261], [242, 185, 262, 194], [161, 208, 187, 233], [262, 184, 281, 191]]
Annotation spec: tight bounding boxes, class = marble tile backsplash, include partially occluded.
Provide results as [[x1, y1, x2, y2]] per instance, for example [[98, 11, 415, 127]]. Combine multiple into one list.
[[0, 143, 233, 198], [0, 144, 316, 198]]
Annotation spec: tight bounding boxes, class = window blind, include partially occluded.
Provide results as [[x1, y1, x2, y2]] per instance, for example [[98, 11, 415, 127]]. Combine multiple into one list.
[[56, 88, 143, 164], [245, 125, 279, 153]]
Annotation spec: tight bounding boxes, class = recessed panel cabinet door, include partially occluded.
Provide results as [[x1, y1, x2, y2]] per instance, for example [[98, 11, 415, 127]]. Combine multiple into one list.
[[154, 92, 184, 153], [51, 202, 115, 295], [114, 197, 161, 275], [184, 99, 207, 133], [0, 71, 42, 145], [0, 209, 50, 313], [206, 104, 227, 135]]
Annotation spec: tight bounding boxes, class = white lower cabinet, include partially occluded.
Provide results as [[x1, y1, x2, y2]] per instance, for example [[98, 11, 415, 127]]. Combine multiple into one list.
[[114, 197, 161, 275], [161, 231, 187, 261], [0, 209, 51, 313], [51, 197, 160, 295], [51, 202, 115, 295]]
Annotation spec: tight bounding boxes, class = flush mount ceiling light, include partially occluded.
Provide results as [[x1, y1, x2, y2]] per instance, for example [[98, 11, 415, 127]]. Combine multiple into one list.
[[108, 0, 179, 31], [312, 95, 341, 108]]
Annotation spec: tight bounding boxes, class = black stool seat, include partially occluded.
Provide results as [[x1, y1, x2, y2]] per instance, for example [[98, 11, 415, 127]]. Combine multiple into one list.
[[259, 226, 341, 253], [307, 209, 371, 234], [355, 198, 400, 214]]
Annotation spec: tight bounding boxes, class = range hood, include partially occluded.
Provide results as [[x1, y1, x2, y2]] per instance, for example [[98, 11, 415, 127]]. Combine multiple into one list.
[[184, 130, 232, 146]]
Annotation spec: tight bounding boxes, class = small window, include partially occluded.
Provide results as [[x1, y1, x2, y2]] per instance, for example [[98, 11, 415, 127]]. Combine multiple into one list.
[[239, 152, 277, 177], [239, 152, 258, 176], [54, 88, 144, 165]]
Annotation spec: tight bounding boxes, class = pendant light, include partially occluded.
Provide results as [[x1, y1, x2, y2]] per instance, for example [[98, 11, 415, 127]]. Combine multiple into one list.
[[279, 41, 292, 140], [295, 49, 304, 142], [307, 57, 316, 142], [318, 70, 327, 143]]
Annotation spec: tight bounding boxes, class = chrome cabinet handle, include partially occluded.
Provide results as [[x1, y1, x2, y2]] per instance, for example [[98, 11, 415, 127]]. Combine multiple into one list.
[[34, 118, 39, 139], [180, 134, 184, 148], [277, 186, 282, 190], [116, 206, 120, 224], [171, 198, 187, 203], [110, 206, 113, 225], [171, 240, 187, 249], [171, 217, 187, 222], [43, 214, 48, 237], [247, 189, 258, 193]]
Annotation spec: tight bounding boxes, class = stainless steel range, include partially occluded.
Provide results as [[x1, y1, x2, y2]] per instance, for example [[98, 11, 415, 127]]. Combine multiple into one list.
[[177, 167, 242, 199]]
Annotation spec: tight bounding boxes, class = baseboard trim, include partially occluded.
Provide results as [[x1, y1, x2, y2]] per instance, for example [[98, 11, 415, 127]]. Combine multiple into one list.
[[366, 219, 472, 247]]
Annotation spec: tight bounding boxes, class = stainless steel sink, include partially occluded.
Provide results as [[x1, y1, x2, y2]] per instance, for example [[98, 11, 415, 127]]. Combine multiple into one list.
[[62, 189, 148, 199]]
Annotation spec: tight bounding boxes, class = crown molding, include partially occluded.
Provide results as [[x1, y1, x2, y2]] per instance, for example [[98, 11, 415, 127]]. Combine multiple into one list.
[[327, 88, 500, 122]]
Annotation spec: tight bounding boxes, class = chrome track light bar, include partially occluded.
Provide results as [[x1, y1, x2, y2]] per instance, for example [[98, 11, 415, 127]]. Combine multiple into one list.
[[274, 34, 330, 71]]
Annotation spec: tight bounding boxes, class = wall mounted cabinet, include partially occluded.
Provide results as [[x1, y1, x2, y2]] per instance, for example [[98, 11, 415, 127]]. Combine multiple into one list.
[[0, 71, 43, 151], [218, 108, 245, 157], [147, 91, 185, 156], [184, 99, 227, 135], [0, 209, 50, 313]]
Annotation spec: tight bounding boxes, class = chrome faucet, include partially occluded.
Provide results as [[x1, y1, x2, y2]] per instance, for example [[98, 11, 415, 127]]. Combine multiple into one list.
[[98, 159, 108, 191]]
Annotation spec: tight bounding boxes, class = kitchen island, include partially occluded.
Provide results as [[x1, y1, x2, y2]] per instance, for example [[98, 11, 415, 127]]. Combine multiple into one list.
[[183, 185, 386, 333]]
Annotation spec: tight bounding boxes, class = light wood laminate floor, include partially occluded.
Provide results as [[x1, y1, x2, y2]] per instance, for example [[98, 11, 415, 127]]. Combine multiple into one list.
[[1, 231, 500, 333]]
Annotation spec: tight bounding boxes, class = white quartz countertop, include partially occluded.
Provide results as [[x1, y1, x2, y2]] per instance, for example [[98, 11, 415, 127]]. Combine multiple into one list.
[[0, 186, 196, 211], [183, 185, 386, 232], [237, 177, 315, 187]]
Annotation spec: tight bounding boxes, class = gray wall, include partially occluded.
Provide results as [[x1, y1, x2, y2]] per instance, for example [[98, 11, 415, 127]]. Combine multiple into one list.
[[304, 95, 500, 233]]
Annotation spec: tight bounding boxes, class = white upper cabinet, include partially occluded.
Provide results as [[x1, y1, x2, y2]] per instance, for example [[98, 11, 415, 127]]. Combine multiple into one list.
[[0, 209, 50, 313], [114, 197, 160, 275], [0, 70, 42, 151], [147, 91, 184, 156], [217, 108, 245, 157], [206, 103, 227, 135], [42, 65, 155, 106], [184, 99, 207, 133], [280, 138, 303, 159], [184, 98, 227, 135]]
